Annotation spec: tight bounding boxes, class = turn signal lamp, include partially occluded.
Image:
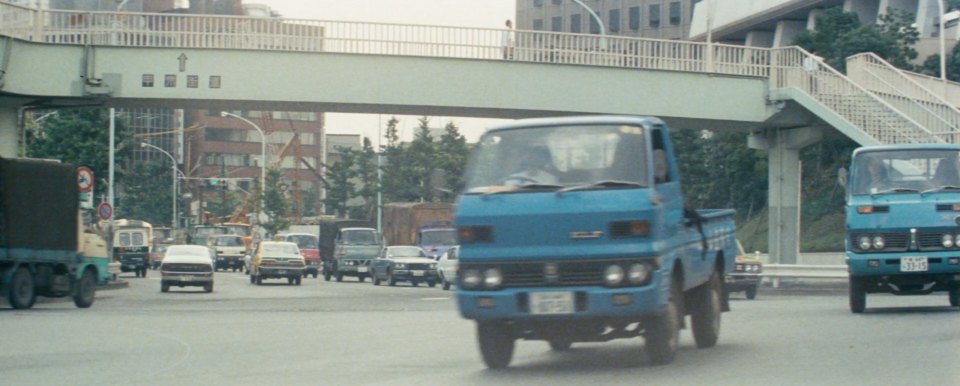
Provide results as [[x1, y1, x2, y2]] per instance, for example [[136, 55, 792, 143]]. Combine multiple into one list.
[[856, 206, 875, 214]]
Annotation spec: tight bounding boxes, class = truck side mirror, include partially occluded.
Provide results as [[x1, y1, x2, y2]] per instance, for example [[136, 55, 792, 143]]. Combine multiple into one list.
[[838, 167, 848, 190]]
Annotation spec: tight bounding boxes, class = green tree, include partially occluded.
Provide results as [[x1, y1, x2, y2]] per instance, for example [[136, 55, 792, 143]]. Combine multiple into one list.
[[436, 121, 469, 198], [351, 138, 380, 219], [322, 146, 357, 218], [116, 159, 173, 226], [380, 117, 408, 202], [404, 117, 438, 202], [27, 108, 133, 200], [793, 6, 918, 72], [261, 168, 290, 236]]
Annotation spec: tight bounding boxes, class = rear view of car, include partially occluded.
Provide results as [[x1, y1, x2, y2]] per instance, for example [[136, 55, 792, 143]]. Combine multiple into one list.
[[160, 245, 215, 293], [251, 241, 305, 285], [280, 233, 321, 278]]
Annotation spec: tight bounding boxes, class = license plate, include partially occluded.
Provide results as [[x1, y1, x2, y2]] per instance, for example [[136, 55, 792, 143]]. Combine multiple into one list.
[[413, 270, 424, 276], [900, 256, 928, 272], [180, 276, 192, 282], [278, 270, 287, 274], [530, 292, 575, 315], [358, 267, 368, 273]]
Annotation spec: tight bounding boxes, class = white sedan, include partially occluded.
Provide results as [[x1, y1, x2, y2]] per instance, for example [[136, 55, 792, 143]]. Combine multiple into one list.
[[160, 244, 215, 293], [436, 245, 459, 290]]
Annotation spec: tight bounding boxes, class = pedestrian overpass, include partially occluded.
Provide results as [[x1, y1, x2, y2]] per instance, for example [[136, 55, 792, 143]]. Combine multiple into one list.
[[2, 1, 960, 264]]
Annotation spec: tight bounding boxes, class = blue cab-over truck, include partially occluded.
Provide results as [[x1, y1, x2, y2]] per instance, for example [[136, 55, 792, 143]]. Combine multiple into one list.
[[843, 145, 960, 313], [454, 116, 737, 368]]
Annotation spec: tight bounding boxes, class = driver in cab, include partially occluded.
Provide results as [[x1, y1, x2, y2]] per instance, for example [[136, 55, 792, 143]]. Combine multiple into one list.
[[504, 148, 558, 186]]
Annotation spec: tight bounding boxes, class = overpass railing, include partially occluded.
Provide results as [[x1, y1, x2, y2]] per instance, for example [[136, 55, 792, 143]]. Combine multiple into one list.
[[0, 1, 770, 78]]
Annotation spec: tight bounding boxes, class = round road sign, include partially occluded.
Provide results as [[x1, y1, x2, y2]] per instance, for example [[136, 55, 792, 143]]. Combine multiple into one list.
[[97, 202, 113, 221], [77, 167, 94, 192]]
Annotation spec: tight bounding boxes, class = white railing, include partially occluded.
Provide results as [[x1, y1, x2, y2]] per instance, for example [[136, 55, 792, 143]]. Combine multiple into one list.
[[847, 52, 960, 143], [771, 47, 944, 145]]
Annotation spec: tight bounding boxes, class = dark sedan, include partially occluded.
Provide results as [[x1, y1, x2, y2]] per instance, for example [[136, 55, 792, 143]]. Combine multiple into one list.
[[369, 246, 438, 287]]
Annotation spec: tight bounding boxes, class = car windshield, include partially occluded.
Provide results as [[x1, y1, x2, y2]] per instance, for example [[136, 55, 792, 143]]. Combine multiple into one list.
[[261, 243, 300, 256], [387, 246, 425, 257], [463, 124, 650, 193], [850, 149, 960, 195], [420, 230, 457, 245], [165, 246, 210, 258]]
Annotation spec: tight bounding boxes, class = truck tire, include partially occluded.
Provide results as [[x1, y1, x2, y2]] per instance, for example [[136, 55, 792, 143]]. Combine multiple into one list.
[[141, 267, 147, 278], [8, 267, 36, 309], [949, 285, 958, 307], [204, 282, 213, 293], [324, 270, 331, 281], [849, 277, 866, 313], [745, 285, 758, 300], [358, 275, 366, 283], [428, 280, 437, 288], [388, 272, 397, 286], [690, 271, 722, 349], [548, 340, 572, 351], [336, 272, 343, 282], [73, 268, 97, 308], [373, 275, 381, 286], [645, 279, 680, 365], [477, 322, 514, 369], [295, 277, 302, 286], [256, 274, 263, 285], [161, 281, 170, 292]]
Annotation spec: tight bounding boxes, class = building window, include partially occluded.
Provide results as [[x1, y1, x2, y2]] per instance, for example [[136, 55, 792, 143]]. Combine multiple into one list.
[[534, 0, 544, 6], [164, 74, 176, 87], [649, 4, 660, 28], [669, 2, 681, 25], [142, 74, 154, 87], [552, 0, 562, 4], [551, 16, 562, 32], [629, 6, 640, 31], [187, 75, 199, 88], [533, 18, 544, 31], [570, 13, 581, 33], [589, 14, 600, 34], [609, 9, 620, 33], [209, 76, 221, 89]]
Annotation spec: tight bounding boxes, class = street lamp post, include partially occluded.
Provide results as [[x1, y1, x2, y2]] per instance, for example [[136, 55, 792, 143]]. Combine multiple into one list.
[[938, 0, 948, 94], [141, 142, 179, 228], [572, 0, 607, 50], [220, 111, 267, 228]]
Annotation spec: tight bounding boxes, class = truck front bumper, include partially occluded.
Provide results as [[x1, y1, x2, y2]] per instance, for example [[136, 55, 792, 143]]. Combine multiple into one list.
[[846, 252, 960, 294], [457, 275, 667, 321]]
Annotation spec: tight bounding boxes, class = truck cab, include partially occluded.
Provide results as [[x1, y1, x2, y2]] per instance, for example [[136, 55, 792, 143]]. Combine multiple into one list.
[[843, 145, 960, 312], [455, 116, 735, 368], [416, 221, 457, 259], [331, 227, 382, 282]]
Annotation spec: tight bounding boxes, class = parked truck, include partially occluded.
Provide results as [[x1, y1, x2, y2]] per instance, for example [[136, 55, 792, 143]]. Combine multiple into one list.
[[454, 116, 736, 368], [0, 157, 105, 309], [382, 202, 457, 258], [842, 145, 960, 312]]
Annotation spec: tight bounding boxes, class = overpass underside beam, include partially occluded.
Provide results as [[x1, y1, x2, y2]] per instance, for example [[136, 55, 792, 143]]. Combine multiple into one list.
[[749, 126, 823, 264]]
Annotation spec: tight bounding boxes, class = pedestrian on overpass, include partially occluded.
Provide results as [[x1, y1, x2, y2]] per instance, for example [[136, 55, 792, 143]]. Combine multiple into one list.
[[502, 19, 514, 60]]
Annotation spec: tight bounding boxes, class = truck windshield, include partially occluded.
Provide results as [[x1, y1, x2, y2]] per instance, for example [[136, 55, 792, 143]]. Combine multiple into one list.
[[421, 230, 457, 245], [850, 149, 960, 195], [463, 124, 649, 193], [342, 230, 378, 245]]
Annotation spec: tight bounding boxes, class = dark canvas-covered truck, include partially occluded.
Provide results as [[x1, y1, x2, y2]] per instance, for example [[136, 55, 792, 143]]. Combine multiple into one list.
[[454, 116, 736, 368], [0, 157, 105, 309], [842, 145, 960, 312]]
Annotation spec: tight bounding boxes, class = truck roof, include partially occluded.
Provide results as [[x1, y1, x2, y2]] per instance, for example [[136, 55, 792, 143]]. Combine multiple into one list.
[[486, 115, 666, 134]]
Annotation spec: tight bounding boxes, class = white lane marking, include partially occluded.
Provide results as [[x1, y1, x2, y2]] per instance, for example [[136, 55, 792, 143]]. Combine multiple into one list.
[[421, 297, 452, 301]]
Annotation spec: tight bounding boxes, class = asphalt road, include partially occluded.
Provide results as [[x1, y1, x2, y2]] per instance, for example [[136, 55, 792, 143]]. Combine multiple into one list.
[[1, 270, 958, 386]]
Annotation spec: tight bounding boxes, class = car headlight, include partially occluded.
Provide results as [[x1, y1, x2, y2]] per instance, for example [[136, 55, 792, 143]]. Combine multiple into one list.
[[858, 235, 871, 250], [604, 264, 625, 286], [429, 263, 437, 269], [462, 269, 482, 289], [872, 236, 885, 250], [627, 263, 649, 284], [394, 263, 406, 269], [943, 234, 955, 248], [483, 268, 502, 288]]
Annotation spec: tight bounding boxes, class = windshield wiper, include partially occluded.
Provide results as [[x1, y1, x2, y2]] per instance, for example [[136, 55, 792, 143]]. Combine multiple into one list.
[[556, 180, 645, 195], [482, 183, 563, 196], [872, 188, 920, 195], [921, 185, 960, 194]]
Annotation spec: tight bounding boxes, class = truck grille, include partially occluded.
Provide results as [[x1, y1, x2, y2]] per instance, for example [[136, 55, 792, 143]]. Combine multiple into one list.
[[464, 260, 622, 288]]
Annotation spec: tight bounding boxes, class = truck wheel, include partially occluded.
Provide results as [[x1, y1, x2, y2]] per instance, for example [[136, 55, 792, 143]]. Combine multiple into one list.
[[256, 274, 263, 285], [358, 275, 366, 283], [336, 272, 343, 282], [73, 269, 97, 308], [141, 268, 147, 278], [477, 322, 514, 369], [548, 340, 572, 351], [313, 272, 318, 279], [745, 285, 758, 300], [288, 277, 294, 284], [295, 277, 302, 286], [8, 267, 36, 309], [948, 285, 958, 307], [161, 281, 170, 292], [412, 281, 419, 287], [388, 273, 397, 286], [645, 280, 680, 365], [373, 275, 381, 286], [428, 281, 437, 288], [204, 283, 213, 293], [134, 269, 141, 278], [690, 271, 722, 349], [849, 277, 866, 313], [324, 270, 331, 281]]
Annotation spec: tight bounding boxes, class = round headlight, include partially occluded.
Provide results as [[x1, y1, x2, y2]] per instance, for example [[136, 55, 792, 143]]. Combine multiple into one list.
[[942, 234, 955, 248], [461, 269, 482, 289], [394, 263, 406, 269], [627, 263, 649, 284], [483, 268, 502, 288], [872, 236, 885, 250], [858, 235, 871, 250], [604, 264, 625, 285]]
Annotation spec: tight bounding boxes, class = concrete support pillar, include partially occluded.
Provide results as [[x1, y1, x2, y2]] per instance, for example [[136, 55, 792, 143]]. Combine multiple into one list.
[[0, 107, 18, 158], [844, 0, 879, 24], [774, 20, 806, 48], [745, 30, 775, 48], [749, 126, 823, 264]]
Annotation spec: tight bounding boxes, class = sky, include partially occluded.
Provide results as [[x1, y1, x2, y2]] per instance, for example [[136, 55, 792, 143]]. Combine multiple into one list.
[[253, 0, 516, 146]]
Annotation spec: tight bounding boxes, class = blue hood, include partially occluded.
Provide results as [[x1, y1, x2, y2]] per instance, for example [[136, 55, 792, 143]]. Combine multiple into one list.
[[455, 188, 659, 262]]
